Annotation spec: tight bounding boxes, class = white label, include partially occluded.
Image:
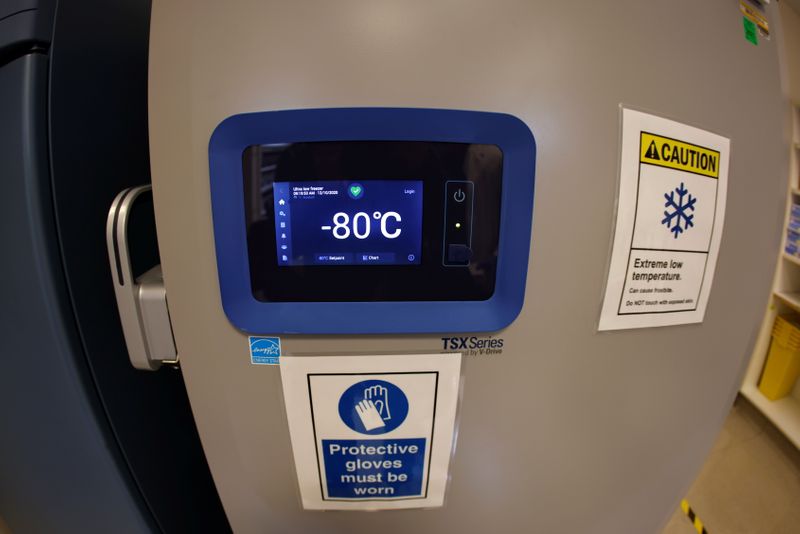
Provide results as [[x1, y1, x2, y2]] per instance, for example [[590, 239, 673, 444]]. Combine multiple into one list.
[[280, 353, 462, 510], [599, 109, 730, 330]]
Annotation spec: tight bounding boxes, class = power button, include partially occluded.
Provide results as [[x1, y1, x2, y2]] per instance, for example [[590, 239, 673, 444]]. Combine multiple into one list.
[[443, 181, 474, 266]]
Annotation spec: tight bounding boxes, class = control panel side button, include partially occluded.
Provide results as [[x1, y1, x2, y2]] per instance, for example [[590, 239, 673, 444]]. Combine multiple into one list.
[[448, 244, 472, 263], [443, 180, 475, 266]]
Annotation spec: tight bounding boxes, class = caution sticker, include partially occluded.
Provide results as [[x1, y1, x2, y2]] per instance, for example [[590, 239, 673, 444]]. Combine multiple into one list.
[[640, 133, 720, 179], [598, 109, 730, 330]]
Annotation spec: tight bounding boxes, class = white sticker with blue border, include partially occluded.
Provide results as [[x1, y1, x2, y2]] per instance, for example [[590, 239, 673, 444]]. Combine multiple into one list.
[[280, 353, 462, 510], [249, 336, 281, 365]]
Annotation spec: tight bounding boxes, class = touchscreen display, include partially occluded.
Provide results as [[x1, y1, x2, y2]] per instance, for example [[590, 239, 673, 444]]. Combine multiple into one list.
[[273, 180, 423, 266]]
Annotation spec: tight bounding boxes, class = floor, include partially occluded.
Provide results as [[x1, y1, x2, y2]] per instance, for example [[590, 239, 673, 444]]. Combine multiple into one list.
[[662, 395, 800, 534]]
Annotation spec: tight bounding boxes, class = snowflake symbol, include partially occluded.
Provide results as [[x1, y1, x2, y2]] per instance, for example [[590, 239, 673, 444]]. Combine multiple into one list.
[[661, 182, 696, 238]]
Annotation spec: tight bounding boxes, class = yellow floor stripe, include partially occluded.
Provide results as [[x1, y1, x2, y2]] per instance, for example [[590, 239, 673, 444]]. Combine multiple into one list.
[[680, 499, 708, 534], [693, 517, 705, 534]]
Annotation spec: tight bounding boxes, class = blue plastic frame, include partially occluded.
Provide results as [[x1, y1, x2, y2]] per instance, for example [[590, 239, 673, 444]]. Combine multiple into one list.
[[208, 108, 536, 334]]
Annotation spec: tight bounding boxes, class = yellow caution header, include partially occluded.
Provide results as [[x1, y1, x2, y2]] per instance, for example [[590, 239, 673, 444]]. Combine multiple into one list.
[[640, 133, 720, 178]]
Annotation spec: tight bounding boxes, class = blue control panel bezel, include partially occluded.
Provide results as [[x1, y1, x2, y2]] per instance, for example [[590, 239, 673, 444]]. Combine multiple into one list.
[[208, 108, 536, 334]]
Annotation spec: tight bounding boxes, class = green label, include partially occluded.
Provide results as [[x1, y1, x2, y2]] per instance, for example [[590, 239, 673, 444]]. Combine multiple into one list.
[[743, 17, 758, 45]]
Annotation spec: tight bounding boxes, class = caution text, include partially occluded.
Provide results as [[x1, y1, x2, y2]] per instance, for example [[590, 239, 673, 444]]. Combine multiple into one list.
[[640, 133, 720, 178]]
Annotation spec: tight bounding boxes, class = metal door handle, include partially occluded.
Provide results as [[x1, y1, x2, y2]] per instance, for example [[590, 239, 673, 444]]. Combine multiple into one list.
[[106, 185, 176, 370]]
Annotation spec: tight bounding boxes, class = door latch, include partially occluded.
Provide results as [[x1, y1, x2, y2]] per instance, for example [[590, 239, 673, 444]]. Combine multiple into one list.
[[106, 185, 177, 370]]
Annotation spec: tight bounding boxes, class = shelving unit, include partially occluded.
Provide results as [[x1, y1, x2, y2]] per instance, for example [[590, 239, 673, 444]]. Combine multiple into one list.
[[740, 105, 800, 449], [774, 290, 800, 311], [783, 252, 800, 266]]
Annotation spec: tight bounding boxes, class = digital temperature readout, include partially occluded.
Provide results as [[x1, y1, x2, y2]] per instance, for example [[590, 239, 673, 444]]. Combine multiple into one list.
[[273, 181, 423, 266], [320, 211, 402, 240]]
